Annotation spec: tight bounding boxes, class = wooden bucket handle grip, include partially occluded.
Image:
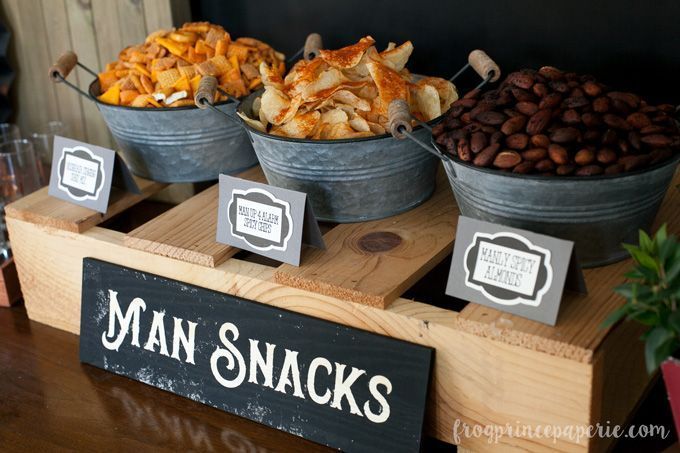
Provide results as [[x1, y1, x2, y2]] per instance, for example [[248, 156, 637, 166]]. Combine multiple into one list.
[[468, 50, 501, 83], [49, 51, 78, 82], [194, 75, 218, 109], [388, 99, 413, 139], [304, 33, 323, 60]]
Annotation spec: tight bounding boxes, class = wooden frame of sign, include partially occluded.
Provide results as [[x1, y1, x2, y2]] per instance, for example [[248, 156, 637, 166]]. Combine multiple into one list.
[[6, 165, 678, 452]]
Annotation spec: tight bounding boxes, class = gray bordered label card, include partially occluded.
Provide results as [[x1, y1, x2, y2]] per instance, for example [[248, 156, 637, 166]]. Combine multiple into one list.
[[48, 136, 139, 213], [446, 216, 586, 325], [216, 175, 325, 266]]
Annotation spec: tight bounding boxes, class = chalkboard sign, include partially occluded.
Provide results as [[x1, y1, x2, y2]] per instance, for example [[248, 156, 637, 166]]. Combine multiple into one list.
[[80, 259, 433, 452]]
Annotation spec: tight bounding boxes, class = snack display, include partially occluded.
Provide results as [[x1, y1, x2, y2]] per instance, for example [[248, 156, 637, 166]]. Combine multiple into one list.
[[434, 66, 679, 176], [238, 36, 458, 139], [97, 22, 285, 108]]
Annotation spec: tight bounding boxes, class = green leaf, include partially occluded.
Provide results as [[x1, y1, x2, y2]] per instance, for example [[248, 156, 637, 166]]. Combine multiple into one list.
[[615, 283, 635, 300], [668, 259, 680, 283], [656, 224, 668, 245], [624, 270, 645, 280], [668, 310, 680, 334], [633, 249, 659, 272], [659, 239, 676, 266], [631, 311, 660, 326], [639, 229, 654, 253], [601, 306, 629, 328], [645, 326, 675, 373]]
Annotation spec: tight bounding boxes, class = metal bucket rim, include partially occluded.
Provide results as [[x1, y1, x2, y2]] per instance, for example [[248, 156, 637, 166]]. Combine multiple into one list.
[[236, 89, 443, 145], [433, 139, 680, 182], [88, 79, 235, 112]]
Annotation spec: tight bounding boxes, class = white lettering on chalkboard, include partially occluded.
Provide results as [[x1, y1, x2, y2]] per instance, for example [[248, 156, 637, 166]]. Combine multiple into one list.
[[102, 290, 146, 351], [102, 290, 196, 364], [100, 291, 394, 424], [210, 321, 393, 423]]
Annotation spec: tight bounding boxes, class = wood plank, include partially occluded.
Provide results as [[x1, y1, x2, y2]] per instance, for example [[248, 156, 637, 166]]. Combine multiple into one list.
[[7, 217, 597, 451], [274, 165, 457, 309], [90, 0, 124, 67], [40, 0, 87, 141], [123, 166, 266, 267], [142, 0, 174, 32], [456, 168, 680, 363], [4, 177, 166, 233], [116, 0, 148, 46], [64, 0, 113, 148], [4, 0, 61, 137]]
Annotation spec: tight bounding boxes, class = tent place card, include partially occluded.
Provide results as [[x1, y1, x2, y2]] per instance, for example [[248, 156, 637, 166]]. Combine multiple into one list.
[[446, 216, 586, 325], [80, 258, 433, 452], [48, 136, 139, 213], [216, 175, 324, 266]]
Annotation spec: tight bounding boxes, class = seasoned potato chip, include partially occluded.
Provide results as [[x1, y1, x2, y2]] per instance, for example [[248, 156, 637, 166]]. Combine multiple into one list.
[[320, 108, 349, 125], [417, 77, 458, 113], [380, 41, 413, 72], [367, 121, 386, 135], [411, 83, 441, 121], [260, 86, 293, 125], [319, 36, 376, 69], [259, 62, 285, 90], [241, 36, 457, 137], [237, 111, 267, 132], [366, 61, 408, 116], [349, 114, 370, 132], [331, 90, 370, 111], [271, 111, 320, 138]]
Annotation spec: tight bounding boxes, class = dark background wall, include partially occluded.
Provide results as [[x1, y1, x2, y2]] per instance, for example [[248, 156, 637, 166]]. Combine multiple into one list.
[[192, 0, 680, 105]]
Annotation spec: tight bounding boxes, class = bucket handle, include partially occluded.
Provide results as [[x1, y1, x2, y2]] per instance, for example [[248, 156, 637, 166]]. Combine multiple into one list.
[[450, 49, 501, 92], [387, 99, 452, 165], [195, 75, 247, 129], [48, 51, 97, 100], [286, 33, 323, 65]]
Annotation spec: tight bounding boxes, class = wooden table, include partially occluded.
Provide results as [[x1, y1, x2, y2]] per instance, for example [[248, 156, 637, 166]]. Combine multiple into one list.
[[0, 305, 331, 452]]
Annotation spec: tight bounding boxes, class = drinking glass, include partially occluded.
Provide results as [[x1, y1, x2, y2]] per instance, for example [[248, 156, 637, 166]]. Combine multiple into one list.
[[0, 123, 21, 144], [0, 140, 42, 258], [31, 121, 68, 185]]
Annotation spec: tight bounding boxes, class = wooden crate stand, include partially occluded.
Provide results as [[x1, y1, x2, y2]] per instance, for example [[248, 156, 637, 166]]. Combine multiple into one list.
[[6, 165, 677, 452]]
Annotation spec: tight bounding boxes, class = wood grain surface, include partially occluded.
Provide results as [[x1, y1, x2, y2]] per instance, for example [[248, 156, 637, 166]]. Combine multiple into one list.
[[274, 167, 458, 309], [123, 166, 266, 266], [4, 176, 166, 233], [0, 306, 329, 452]]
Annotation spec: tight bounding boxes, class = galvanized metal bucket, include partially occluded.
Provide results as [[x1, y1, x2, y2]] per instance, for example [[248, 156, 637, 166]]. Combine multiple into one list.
[[49, 51, 257, 183], [236, 91, 439, 222], [89, 81, 256, 183], [435, 142, 679, 267]]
